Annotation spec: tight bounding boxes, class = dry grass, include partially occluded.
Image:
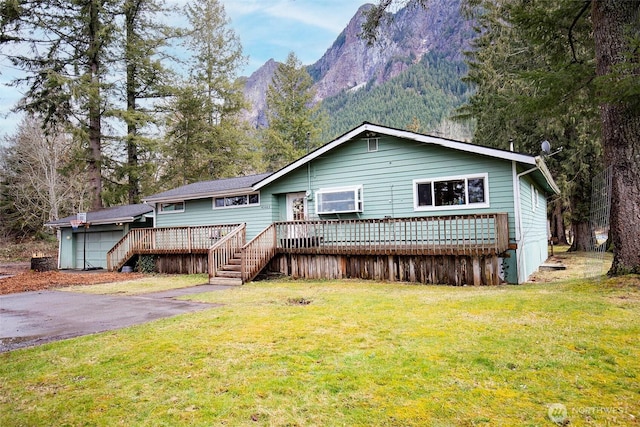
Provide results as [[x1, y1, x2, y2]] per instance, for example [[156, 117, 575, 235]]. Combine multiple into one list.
[[528, 245, 614, 282]]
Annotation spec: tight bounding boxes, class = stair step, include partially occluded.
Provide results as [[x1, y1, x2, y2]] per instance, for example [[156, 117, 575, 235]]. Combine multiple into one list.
[[216, 270, 242, 279], [227, 258, 242, 265], [222, 264, 242, 272], [209, 277, 243, 286]]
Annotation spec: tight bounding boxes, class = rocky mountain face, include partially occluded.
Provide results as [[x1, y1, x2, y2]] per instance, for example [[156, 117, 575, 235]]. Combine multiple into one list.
[[239, 59, 278, 128], [241, 0, 473, 128]]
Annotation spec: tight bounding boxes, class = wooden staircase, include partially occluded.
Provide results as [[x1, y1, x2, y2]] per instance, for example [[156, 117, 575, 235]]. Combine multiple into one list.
[[209, 252, 243, 286], [208, 223, 277, 286]]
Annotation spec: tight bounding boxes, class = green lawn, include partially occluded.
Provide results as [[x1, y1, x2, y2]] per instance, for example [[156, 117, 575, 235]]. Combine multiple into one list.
[[1, 274, 638, 426], [62, 274, 209, 295]]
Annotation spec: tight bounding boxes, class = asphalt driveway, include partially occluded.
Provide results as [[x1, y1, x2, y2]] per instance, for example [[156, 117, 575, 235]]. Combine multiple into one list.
[[0, 285, 226, 352]]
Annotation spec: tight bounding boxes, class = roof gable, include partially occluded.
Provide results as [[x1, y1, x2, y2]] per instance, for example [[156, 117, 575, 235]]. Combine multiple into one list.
[[254, 122, 559, 194]]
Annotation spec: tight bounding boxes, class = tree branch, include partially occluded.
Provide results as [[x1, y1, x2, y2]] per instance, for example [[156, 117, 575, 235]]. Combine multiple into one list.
[[568, 0, 592, 63]]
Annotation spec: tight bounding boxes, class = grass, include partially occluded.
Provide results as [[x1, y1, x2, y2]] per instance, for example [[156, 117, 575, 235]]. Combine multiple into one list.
[[62, 274, 209, 295], [1, 253, 638, 426]]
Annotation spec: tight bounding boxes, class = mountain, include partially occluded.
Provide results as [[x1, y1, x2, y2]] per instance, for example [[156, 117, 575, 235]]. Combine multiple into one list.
[[241, 0, 475, 135], [318, 51, 473, 141], [239, 59, 278, 128]]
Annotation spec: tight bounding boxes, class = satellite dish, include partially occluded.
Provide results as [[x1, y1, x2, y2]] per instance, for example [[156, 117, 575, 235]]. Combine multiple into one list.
[[541, 140, 551, 154]]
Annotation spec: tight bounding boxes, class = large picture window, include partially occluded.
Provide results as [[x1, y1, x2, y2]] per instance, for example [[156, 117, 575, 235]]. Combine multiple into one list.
[[413, 173, 489, 211], [316, 185, 363, 214], [214, 193, 260, 209]]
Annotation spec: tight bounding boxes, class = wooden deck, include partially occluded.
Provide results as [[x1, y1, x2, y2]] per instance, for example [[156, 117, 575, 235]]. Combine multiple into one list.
[[274, 214, 509, 256], [106, 224, 242, 272], [107, 213, 510, 285]]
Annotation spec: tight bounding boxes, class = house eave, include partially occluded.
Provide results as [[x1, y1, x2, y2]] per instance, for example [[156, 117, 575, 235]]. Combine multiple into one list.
[[45, 216, 141, 228], [143, 186, 257, 204], [535, 156, 561, 194]]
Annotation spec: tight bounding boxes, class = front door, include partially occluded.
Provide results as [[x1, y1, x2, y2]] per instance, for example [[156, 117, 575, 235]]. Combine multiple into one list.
[[286, 192, 308, 242], [286, 192, 307, 221]]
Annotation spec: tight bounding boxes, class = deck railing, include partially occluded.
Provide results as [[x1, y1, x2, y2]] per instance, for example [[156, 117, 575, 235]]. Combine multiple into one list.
[[241, 223, 278, 283], [274, 213, 509, 256], [208, 224, 246, 279], [107, 224, 242, 271], [108, 214, 509, 278]]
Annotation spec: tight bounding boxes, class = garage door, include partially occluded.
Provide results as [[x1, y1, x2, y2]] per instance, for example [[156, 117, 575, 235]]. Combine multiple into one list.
[[74, 231, 123, 270]]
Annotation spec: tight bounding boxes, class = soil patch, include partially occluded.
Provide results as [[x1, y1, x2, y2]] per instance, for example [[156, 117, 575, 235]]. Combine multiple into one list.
[[0, 267, 145, 295]]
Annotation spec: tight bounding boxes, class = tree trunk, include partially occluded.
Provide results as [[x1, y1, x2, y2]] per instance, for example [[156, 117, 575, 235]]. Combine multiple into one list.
[[569, 220, 594, 252], [126, 0, 141, 205], [549, 197, 569, 245], [88, 0, 103, 211], [592, 1, 640, 275]]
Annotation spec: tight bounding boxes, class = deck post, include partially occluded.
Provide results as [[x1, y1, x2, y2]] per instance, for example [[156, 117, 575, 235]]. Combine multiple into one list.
[[472, 257, 481, 286]]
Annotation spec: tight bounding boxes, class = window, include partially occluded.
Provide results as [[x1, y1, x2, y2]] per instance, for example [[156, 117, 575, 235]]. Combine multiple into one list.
[[532, 185, 539, 212], [214, 193, 260, 209], [159, 201, 184, 213], [367, 138, 379, 152], [316, 185, 363, 214], [413, 173, 489, 211]]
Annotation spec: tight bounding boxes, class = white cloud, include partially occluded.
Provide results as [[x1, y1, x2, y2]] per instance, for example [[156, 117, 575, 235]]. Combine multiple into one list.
[[223, 0, 360, 34]]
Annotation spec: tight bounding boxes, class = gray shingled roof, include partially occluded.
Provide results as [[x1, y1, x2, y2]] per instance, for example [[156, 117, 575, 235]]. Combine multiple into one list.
[[143, 173, 272, 203], [45, 204, 153, 227]]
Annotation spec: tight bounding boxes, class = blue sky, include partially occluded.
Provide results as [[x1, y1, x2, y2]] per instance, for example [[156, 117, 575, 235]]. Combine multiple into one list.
[[222, 0, 365, 75], [0, 0, 365, 138]]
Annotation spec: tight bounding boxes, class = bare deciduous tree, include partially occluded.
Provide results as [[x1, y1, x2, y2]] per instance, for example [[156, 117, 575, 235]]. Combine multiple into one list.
[[0, 116, 90, 237]]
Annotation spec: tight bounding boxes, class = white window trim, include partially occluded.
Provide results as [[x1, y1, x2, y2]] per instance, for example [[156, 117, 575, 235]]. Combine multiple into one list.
[[532, 185, 539, 212], [158, 201, 185, 214], [316, 185, 364, 215], [413, 173, 490, 212], [212, 192, 261, 210]]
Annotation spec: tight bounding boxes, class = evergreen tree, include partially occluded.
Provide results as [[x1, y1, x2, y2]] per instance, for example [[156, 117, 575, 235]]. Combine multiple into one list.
[[1, 0, 181, 209], [0, 0, 119, 211], [458, 0, 602, 251], [591, 0, 640, 275], [113, 0, 176, 204], [163, 86, 215, 186], [363, 0, 640, 275], [264, 52, 325, 171], [162, 0, 257, 186]]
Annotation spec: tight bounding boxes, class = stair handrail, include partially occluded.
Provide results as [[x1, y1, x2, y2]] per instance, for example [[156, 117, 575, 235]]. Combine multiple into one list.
[[208, 224, 246, 281], [106, 229, 145, 271], [241, 223, 277, 283]]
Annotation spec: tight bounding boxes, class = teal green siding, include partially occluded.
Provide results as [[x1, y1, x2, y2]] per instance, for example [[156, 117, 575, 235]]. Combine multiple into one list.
[[152, 135, 554, 284], [157, 136, 519, 243], [263, 135, 517, 233], [58, 228, 76, 269], [154, 195, 277, 240], [518, 176, 550, 281]]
